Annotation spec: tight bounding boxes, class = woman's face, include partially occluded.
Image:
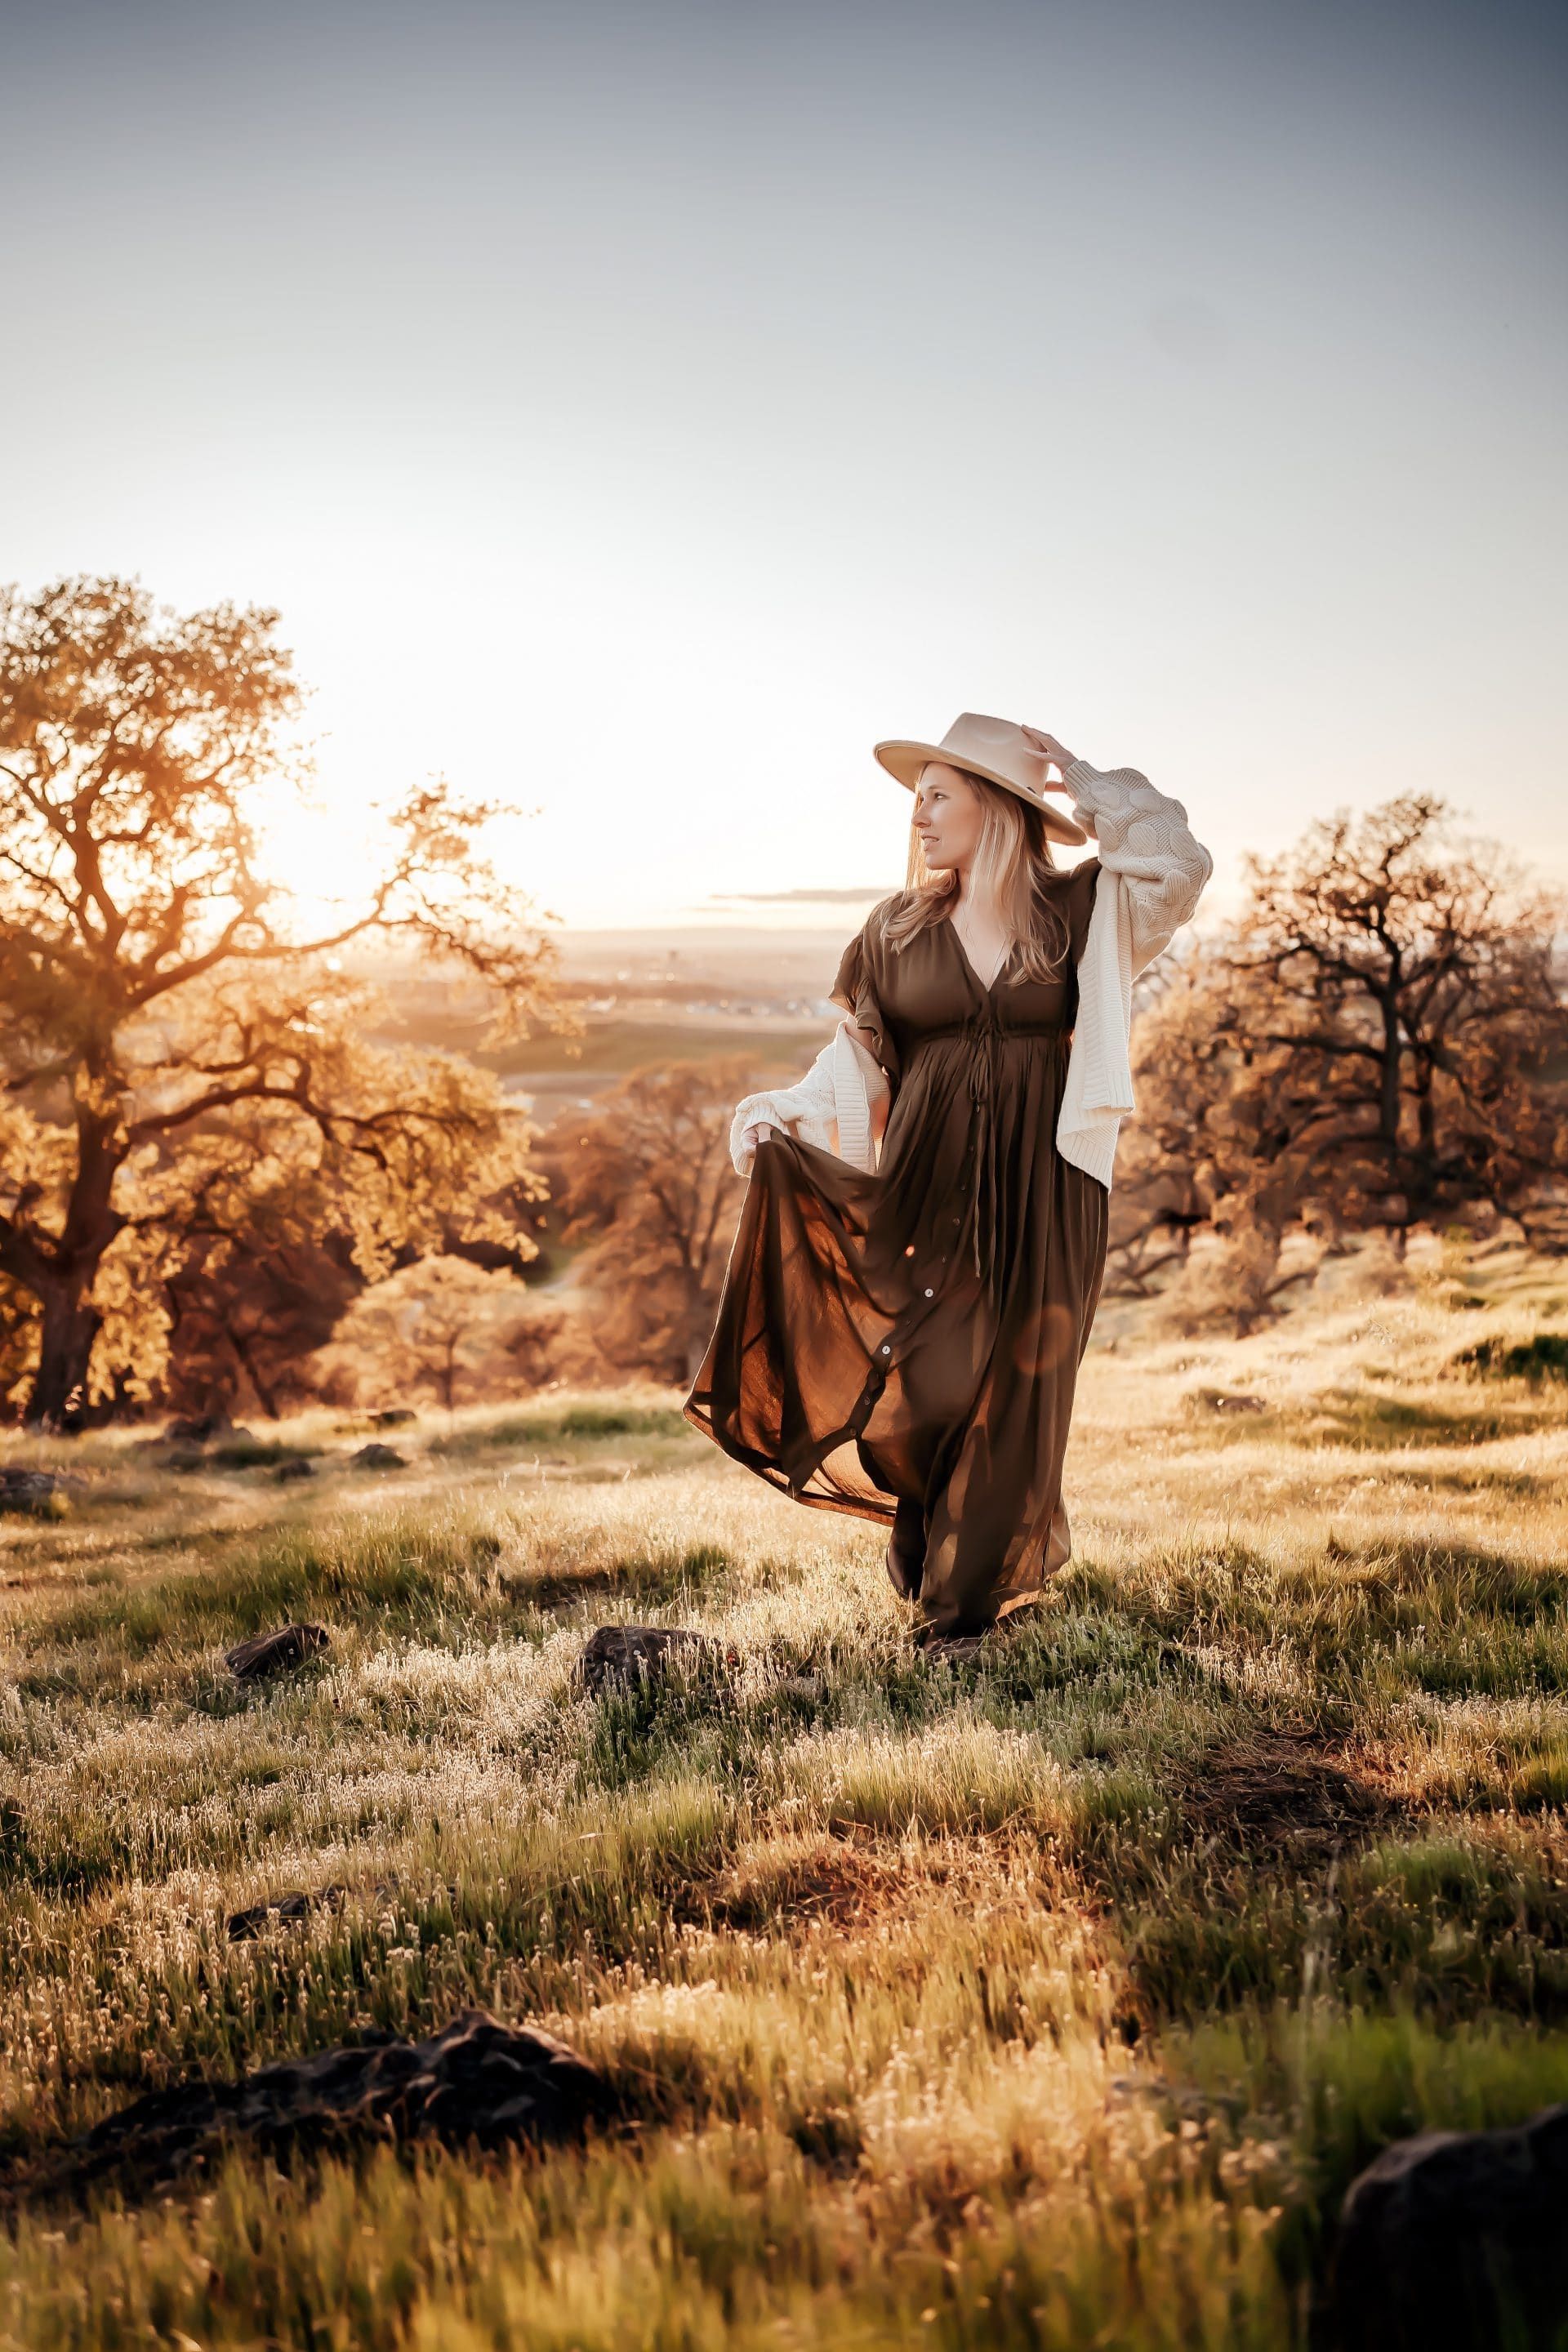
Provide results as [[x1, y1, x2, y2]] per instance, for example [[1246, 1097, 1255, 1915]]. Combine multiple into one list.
[[911, 760, 986, 873]]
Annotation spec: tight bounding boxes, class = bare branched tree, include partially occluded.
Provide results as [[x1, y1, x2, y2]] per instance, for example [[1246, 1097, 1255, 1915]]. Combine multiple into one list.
[[1105, 796, 1568, 1316], [548, 1059, 751, 1383]]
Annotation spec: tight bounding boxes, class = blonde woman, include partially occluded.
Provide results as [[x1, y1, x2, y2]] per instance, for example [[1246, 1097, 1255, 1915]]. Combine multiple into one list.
[[684, 715, 1213, 1659]]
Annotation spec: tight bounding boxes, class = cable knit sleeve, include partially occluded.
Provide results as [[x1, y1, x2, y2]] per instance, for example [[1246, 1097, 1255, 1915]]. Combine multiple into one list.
[[728, 1040, 838, 1178], [726, 902, 899, 1176], [1060, 759, 1213, 977]]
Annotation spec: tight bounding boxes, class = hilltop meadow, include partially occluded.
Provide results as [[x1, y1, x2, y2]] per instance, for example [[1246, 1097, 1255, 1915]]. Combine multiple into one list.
[[2, 1232, 1566, 2347]]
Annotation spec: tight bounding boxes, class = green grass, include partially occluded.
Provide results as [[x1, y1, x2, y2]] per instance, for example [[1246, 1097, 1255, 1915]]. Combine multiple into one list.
[[428, 1400, 695, 1456], [1, 1258, 1567, 2349]]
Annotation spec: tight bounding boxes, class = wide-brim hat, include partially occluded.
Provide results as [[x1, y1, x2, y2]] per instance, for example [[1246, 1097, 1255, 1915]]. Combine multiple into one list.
[[873, 711, 1088, 848]]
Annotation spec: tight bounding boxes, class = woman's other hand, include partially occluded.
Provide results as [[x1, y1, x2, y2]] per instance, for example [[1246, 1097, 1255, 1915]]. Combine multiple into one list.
[[1020, 724, 1079, 780]]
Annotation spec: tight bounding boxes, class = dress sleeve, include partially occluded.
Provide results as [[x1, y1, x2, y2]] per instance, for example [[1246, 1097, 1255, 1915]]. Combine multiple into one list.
[[829, 909, 900, 1088], [1063, 856, 1102, 964]]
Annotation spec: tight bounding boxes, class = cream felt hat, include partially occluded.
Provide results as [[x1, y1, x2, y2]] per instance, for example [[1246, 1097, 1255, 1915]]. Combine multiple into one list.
[[873, 711, 1089, 848]]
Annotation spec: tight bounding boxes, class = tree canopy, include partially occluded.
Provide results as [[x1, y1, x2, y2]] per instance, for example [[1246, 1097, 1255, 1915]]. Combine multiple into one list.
[[1107, 794, 1568, 1323], [0, 575, 568, 1426]]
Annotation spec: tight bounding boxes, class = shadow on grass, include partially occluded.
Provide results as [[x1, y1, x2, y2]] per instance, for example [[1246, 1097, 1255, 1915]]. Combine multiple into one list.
[[1175, 1385, 1564, 1452], [429, 1404, 696, 1459]]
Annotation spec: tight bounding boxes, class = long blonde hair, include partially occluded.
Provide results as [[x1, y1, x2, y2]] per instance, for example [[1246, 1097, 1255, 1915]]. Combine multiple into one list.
[[883, 769, 1071, 982]]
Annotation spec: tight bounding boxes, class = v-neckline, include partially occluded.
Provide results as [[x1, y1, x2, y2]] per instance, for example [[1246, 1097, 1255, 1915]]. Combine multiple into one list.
[[943, 914, 1010, 996]]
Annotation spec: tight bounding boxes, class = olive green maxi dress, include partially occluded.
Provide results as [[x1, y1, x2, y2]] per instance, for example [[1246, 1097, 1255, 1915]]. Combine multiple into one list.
[[682, 859, 1108, 1641]]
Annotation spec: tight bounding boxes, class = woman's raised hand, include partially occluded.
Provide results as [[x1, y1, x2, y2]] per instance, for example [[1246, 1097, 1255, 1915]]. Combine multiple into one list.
[[1020, 724, 1080, 781]]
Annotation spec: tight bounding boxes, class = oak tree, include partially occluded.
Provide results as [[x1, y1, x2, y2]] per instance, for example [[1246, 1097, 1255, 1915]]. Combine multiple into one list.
[[310, 1254, 541, 1412], [0, 576, 565, 1426], [1232, 795, 1566, 1240], [1105, 795, 1568, 1324], [546, 1059, 751, 1383]]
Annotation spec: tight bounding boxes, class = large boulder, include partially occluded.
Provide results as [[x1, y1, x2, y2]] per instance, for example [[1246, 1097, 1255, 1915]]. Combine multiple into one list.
[[1334, 2103, 1568, 2350], [51, 2009, 614, 2195]]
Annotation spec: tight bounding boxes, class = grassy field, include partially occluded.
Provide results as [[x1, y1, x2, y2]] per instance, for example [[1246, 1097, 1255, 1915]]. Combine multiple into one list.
[[2, 1236, 1567, 2347]]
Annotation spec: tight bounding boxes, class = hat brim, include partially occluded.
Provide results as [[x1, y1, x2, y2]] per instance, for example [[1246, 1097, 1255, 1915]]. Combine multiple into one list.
[[872, 739, 1089, 849]]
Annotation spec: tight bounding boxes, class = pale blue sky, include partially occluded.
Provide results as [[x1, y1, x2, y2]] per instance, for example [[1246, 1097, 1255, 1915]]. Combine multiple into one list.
[[2, 0, 1562, 927]]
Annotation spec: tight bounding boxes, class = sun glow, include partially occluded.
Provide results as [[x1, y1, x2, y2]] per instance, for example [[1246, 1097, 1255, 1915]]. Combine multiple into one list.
[[248, 775, 407, 943]]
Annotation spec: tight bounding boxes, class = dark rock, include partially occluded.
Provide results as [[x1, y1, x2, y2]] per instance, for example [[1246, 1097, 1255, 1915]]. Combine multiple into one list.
[[0, 1468, 71, 1516], [1334, 2103, 1568, 2352], [50, 2009, 614, 2196], [165, 1414, 249, 1445], [372, 1408, 417, 1427], [575, 1623, 737, 1695], [228, 1891, 314, 1939], [351, 1443, 408, 1470], [224, 1624, 331, 1681], [272, 1456, 317, 1482], [225, 1886, 347, 1940], [1211, 1392, 1267, 1413], [224, 1875, 441, 1941]]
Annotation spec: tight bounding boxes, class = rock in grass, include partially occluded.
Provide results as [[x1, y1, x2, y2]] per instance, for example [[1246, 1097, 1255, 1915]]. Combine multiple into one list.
[[224, 1623, 331, 1681], [575, 1624, 736, 1694], [1334, 2103, 1568, 2352], [372, 1407, 417, 1427], [271, 1455, 317, 1482], [226, 1890, 322, 1939], [165, 1414, 250, 1445], [225, 1875, 439, 1941], [225, 1884, 360, 1940], [0, 1468, 71, 1517], [51, 2009, 613, 2195], [350, 1442, 408, 1470]]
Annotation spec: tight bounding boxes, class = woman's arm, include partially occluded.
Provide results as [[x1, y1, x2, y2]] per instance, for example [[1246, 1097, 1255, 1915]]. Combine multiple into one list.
[[1021, 726, 1212, 974], [728, 1016, 889, 1175], [1062, 760, 1212, 973]]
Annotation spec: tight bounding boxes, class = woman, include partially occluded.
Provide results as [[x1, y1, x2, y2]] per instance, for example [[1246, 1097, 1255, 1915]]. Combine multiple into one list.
[[682, 712, 1213, 1659]]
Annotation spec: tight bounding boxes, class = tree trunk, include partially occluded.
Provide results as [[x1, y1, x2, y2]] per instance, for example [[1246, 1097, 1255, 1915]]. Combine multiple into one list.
[[226, 1319, 283, 1419], [1378, 995, 1404, 1153], [25, 1282, 104, 1431]]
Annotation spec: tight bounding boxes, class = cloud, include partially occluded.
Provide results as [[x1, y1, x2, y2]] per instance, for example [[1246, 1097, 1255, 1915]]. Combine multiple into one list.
[[703, 886, 889, 904]]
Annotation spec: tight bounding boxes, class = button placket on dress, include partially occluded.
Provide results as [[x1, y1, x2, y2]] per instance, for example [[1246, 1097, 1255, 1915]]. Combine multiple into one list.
[[964, 996, 1008, 1314]]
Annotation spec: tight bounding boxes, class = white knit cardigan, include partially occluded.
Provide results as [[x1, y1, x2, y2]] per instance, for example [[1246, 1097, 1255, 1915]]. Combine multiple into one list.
[[729, 758, 1214, 1192]]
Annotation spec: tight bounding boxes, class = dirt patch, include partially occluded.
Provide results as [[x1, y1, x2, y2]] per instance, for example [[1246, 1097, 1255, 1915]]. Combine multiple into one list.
[[681, 1833, 906, 1933], [1180, 1728, 1396, 1855], [679, 1829, 1071, 1943]]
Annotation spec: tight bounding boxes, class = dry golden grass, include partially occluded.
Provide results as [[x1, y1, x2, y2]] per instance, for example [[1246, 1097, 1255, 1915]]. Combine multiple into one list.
[[1, 1234, 1566, 2346]]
